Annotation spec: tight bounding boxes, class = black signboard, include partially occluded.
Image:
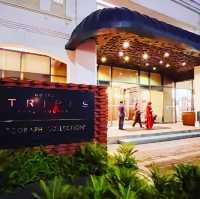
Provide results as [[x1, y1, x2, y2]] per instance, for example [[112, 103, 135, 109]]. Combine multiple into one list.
[[0, 86, 94, 148]]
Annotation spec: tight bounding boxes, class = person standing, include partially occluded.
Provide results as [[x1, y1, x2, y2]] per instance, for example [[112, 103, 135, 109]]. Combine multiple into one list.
[[118, 101, 125, 130], [146, 102, 153, 129], [132, 103, 142, 128]]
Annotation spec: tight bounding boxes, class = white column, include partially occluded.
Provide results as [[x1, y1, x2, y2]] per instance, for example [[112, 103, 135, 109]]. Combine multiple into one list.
[[66, 39, 97, 85], [193, 66, 200, 127]]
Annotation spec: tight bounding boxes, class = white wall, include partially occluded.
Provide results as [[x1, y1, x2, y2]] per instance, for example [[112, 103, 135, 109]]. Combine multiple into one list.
[[99, 0, 200, 34], [0, 0, 97, 84], [0, 2, 70, 63], [132, 0, 200, 34], [193, 66, 200, 126], [67, 39, 97, 85], [76, 0, 97, 25]]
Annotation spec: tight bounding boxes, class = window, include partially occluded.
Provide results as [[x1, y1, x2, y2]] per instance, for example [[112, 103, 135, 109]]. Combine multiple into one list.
[[3, 0, 40, 10], [53, 0, 64, 4], [21, 54, 50, 74], [51, 58, 67, 83], [0, 49, 66, 83], [176, 80, 193, 89], [51, 0, 66, 16], [0, 50, 21, 71]]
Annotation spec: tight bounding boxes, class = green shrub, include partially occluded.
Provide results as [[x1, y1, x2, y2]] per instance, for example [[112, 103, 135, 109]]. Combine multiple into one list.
[[114, 144, 138, 170], [151, 167, 185, 199], [174, 164, 200, 199], [2, 143, 200, 199], [106, 166, 155, 199], [71, 143, 108, 176], [106, 166, 137, 188], [109, 183, 137, 199], [0, 150, 14, 172], [33, 176, 71, 199], [86, 175, 110, 199], [1, 149, 69, 191]]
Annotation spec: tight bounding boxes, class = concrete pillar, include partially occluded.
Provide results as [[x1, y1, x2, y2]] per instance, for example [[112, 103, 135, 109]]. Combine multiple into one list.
[[193, 66, 200, 127], [66, 39, 97, 85]]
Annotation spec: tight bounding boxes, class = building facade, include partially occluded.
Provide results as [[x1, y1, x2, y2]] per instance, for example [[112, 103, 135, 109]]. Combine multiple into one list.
[[0, 0, 200, 125]]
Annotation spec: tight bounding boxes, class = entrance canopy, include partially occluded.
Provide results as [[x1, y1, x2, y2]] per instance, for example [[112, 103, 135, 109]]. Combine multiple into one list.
[[66, 7, 200, 80], [66, 7, 200, 51]]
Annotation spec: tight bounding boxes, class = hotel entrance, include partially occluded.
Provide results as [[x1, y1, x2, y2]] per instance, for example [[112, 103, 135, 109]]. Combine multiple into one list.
[[98, 65, 178, 125], [65, 7, 200, 129]]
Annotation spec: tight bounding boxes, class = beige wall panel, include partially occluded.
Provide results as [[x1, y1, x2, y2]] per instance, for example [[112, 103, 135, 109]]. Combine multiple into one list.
[[140, 71, 149, 85], [163, 87, 175, 123], [112, 67, 138, 83], [98, 65, 111, 81], [150, 72, 161, 86], [150, 90, 163, 123]]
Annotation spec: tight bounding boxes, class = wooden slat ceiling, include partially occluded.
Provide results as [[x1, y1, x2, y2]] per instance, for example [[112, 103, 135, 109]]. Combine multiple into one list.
[[96, 31, 200, 80]]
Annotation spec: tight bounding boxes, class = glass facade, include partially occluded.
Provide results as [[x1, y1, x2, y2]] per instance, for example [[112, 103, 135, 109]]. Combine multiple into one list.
[[0, 48, 67, 83], [98, 65, 193, 124]]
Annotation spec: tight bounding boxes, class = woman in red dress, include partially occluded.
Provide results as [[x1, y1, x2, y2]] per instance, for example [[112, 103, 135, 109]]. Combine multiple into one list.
[[146, 102, 153, 129]]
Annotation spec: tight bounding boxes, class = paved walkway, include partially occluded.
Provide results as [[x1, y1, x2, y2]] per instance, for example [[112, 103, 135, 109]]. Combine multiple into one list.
[[108, 123, 200, 170], [108, 122, 200, 143], [108, 122, 199, 137], [108, 137, 200, 170]]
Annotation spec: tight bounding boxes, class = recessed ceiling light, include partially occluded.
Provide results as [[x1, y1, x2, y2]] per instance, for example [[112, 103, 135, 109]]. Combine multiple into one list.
[[142, 53, 149, 60], [159, 60, 163, 64], [145, 63, 149, 66], [123, 41, 129, 49], [164, 52, 170, 58], [166, 63, 170, 68], [153, 67, 156, 71], [101, 56, 107, 63], [118, 51, 124, 57], [182, 62, 186, 66], [124, 56, 130, 62]]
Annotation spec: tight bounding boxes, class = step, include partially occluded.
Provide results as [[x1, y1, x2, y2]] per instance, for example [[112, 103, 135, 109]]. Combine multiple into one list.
[[108, 129, 200, 144], [118, 131, 200, 145]]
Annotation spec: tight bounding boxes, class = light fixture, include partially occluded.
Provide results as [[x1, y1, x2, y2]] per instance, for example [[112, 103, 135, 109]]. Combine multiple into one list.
[[101, 56, 107, 63], [123, 41, 129, 49], [182, 62, 186, 66], [166, 63, 170, 68], [159, 60, 163, 64], [118, 51, 124, 57], [145, 63, 149, 66], [164, 52, 170, 58], [142, 52, 149, 60], [153, 67, 156, 71], [124, 56, 130, 62]]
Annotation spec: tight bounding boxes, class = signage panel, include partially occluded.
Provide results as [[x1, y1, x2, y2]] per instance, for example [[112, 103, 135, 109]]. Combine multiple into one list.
[[0, 86, 94, 148]]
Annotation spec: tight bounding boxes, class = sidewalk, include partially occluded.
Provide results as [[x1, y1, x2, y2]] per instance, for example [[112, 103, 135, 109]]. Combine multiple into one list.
[[108, 137, 200, 170], [108, 123, 200, 170], [108, 122, 200, 144]]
